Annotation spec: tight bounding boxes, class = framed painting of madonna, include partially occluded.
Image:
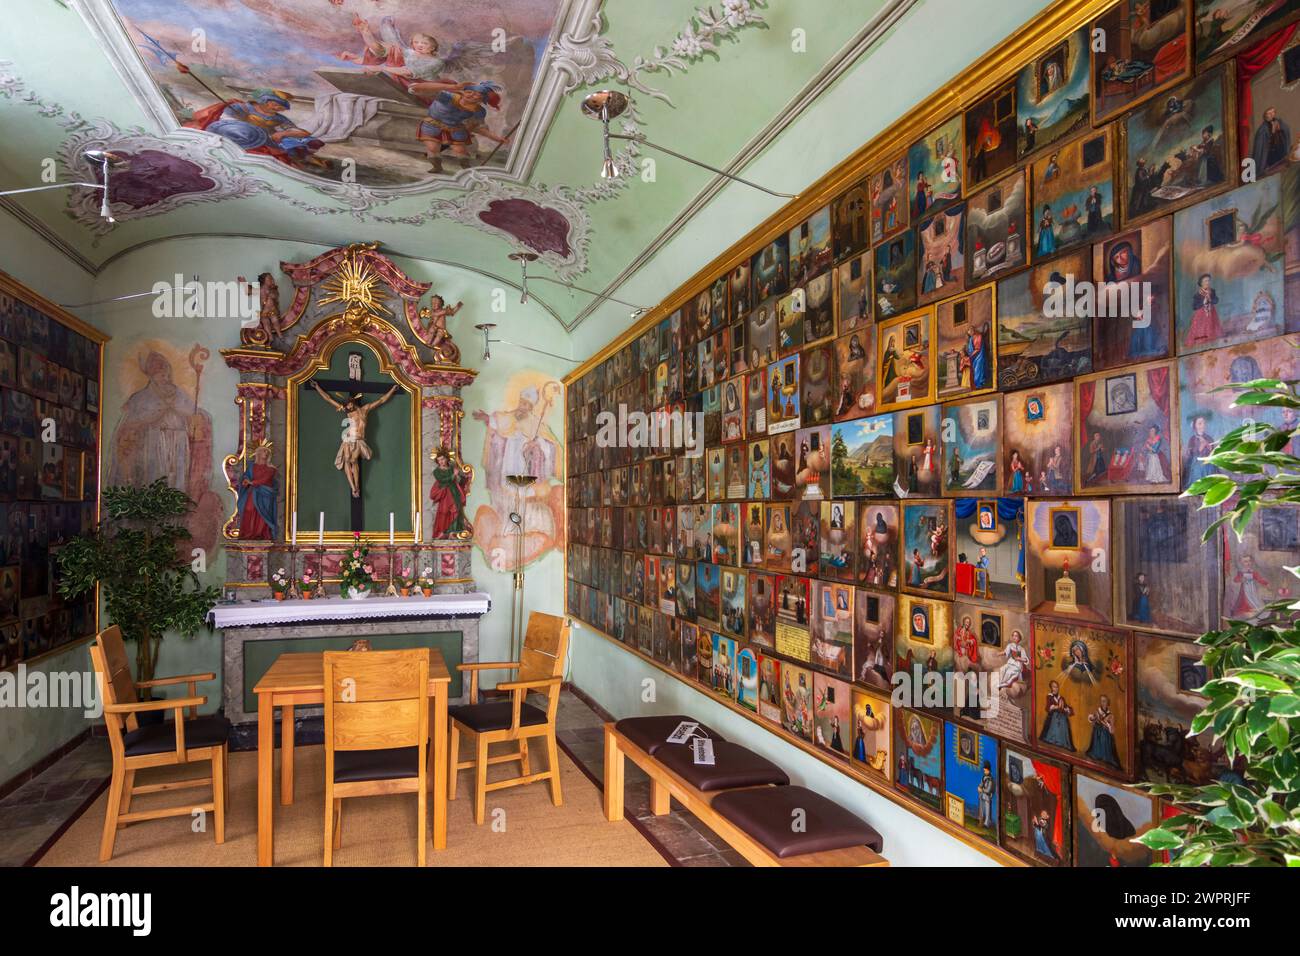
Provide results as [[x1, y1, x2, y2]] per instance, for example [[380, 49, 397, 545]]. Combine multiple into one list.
[[1031, 617, 1135, 780]]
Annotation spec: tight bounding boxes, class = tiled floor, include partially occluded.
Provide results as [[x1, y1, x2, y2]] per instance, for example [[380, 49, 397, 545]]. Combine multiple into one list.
[[0, 737, 111, 867], [0, 688, 744, 867]]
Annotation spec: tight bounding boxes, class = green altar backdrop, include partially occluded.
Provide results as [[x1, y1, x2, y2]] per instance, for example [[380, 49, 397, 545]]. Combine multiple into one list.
[[295, 343, 414, 536]]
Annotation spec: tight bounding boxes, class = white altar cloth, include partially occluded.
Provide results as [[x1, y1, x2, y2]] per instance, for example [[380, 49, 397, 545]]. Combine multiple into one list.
[[210, 592, 491, 628]]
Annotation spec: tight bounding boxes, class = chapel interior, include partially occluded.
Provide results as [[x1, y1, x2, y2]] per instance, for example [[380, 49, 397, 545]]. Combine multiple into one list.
[[1, 0, 1298, 877]]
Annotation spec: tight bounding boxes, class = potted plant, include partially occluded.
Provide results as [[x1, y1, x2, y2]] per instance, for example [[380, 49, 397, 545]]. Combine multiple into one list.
[[270, 567, 290, 600], [418, 566, 436, 597], [341, 531, 375, 599], [57, 479, 221, 692], [1135, 368, 1300, 867], [299, 566, 318, 599], [397, 565, 415, 597]]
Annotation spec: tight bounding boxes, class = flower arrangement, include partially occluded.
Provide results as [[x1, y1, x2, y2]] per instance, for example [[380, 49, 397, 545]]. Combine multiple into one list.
[[418, 566, 436, 596], [270, 567, 289, 599], [340, 531, 375, 598], [299, 566, 318, 598]]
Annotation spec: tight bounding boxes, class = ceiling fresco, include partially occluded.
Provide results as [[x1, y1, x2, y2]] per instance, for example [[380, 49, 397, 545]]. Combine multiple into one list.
[[0, 0, 914, 328], [86, 0, 578, 190]]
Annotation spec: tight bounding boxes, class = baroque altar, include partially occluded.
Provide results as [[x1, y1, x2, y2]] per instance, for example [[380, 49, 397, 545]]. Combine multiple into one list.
[[220, 242, 477, 596]]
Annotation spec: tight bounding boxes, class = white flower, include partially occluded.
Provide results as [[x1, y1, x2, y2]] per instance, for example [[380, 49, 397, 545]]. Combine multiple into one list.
[[672, 25, 705, 58], [721, 0, 754, 28]]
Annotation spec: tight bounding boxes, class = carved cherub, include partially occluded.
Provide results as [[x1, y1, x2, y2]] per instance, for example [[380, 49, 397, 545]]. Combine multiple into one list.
[[419, 295, 462, 363], [237, 272, 283, 343]]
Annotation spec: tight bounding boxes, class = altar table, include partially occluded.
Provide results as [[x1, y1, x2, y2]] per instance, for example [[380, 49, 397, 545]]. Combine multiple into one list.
[[252, 648, 451, 866]]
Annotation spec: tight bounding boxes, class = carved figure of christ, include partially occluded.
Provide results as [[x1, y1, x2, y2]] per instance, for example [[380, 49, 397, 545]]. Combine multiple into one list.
[[310, 379, 399, 498]]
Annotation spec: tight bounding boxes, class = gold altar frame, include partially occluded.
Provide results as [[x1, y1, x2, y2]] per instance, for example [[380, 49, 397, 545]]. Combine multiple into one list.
[[285, 324, 423, 544]]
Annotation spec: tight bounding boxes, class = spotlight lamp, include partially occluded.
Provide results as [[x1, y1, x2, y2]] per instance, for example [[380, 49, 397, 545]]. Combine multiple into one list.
[[508, 251, 539, 305], [579, 90, 798, 199]]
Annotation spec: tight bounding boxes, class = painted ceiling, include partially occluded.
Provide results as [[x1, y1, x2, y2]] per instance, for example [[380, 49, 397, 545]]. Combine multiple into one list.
[[0, 0, 908, 329]]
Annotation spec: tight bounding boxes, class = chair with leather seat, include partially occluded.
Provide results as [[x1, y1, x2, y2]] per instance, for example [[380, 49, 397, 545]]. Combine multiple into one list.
[[90, 625, 228, 862], [449, 612, 570, 824], [322, 648, 429, 866]]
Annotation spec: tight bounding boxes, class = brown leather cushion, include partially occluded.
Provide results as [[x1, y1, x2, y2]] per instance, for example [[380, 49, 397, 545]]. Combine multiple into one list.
[[448, 701, 548, 733], [614, 715, 727, 756], [712, 785, 884, 857], [333, 746, 423, 784], [654, 739, 789, 791], [122, 715, 230, 757]]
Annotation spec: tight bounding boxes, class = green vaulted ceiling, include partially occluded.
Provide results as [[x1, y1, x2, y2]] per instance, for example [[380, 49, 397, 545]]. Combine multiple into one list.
[[0, 0, 1055, 337]]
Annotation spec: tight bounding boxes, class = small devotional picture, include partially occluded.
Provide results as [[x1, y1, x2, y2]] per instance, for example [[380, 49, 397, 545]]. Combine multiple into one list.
[[940, 396, 1002, 496], [833, 324, 877, 421], [1091, 216, 1175, 369], [834, 251, 872, 333], [775, 573, 812, 663], [810, 579, 854, 678], [1115, 495, 1221, 636], [1135, 632, 1232, 786], [813, 671, 852, 759], [901, 499, 953, 597], [851, 686, 893, 781], [799, 343, 834, 426], [908, 114, 964, 218], [943, 722, 1000, 846], [1003, 382, 1074, 496], [720, 567, 746, 639], [951, 498, 1026, 608], [895, 708, 945, 810], [746, 440, 770, 501], [830, 414, 895, 498], [1090, 0, 1192, 125], [747, 570, 777, 647], [877, 307, 935, 411], [766, 354, 801, 435], [769, 431, 797, 500], [729, 262, 751, 322], [1025, 498, 1114, 624], [735, 644, 759, 712], [711, 632, 737, 699], [819, 499, 856, 583], [831, 178, 871, 261], [966, 170, 1028, 285], [893, 405, 942, 497], [965, 78, 1020, 190], [1015, 25, 1091, 160], [954, 603, 1033, 744], [1194, 0, 1300, 68], [1073, 771, 1155, 868], [1030, 126, 1116, 257], [747, 298, 779, 368], [857, 501, 900, 589], [1122, 64, 1232, 225], [793, 424, 831, 501], [934, 285, 996, 399], [1221, 503, 1300, 625], [751, 233, 791, 302], [1172, 178, 1286, 354], [853, 587, 895, 691], [1075, 358, 1179, 494], [916, 203, 966, 306], [996, 252, 1093, 389], [895, 593, 955, 708], [870, 154, 910, 245], [1000, 745, 1073, 867], [1241, 22, 1300, 177], [874, 230, 918, 318], [1031, 618, 1135, 779], [781, 660, 815, 741], [757, 652, 782, 723]]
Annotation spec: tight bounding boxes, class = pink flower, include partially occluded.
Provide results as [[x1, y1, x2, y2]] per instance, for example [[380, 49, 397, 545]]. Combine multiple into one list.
[[352, 550, 360, 558], [363, 564, 373, 574]]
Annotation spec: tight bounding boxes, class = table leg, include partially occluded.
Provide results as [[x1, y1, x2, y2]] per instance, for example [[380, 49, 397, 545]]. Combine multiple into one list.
[[603, 727, 624, 822], [432, 684, 448, 850], [280, 704, 295, 806], [257, 693, 274, 867]]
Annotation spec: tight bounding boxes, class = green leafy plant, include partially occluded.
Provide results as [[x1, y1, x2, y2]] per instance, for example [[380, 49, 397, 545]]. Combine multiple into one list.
[[1135, 371, 1300, 867], [57, 479, 220, 690], [340, 531, 375, 596]]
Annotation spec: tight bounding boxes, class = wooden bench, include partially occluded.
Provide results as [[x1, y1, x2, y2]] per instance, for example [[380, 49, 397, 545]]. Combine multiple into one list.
[[603, 722, 888, 867]]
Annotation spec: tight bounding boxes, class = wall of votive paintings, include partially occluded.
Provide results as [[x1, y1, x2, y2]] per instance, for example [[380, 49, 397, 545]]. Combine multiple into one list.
[[564, 0, 1300, 866]]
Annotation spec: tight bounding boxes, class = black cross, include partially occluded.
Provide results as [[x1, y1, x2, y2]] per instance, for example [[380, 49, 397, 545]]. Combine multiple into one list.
[[307, 376, 394, 532]]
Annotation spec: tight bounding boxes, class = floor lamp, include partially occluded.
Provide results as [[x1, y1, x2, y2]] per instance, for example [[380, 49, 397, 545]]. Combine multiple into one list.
[[506, 473, 538, 660]]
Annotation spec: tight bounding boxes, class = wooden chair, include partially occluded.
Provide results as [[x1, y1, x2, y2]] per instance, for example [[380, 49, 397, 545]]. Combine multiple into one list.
[[89, 625, 228, 862], [322, 649, 429, 867], [449, 612, 570, 824]]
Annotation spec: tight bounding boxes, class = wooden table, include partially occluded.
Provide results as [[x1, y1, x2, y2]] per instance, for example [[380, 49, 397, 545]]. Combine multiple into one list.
[[252, 648, 451, 866]]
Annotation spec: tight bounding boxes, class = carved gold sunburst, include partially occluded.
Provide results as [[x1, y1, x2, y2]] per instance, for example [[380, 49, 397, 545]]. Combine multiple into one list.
[[318, 252, 392, 330]]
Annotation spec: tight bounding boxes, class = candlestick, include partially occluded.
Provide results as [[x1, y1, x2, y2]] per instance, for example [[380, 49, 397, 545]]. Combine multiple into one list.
[[318, 511, 324, 544]]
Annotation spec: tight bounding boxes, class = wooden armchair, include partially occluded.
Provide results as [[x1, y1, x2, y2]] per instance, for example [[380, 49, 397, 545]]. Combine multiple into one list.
[[90, 625, 229, 862], [322, 649, 429, 866], [449, 612, 570, 824]]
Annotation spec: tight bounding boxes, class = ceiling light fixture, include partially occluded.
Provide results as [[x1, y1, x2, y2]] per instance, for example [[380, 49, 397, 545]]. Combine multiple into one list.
[[474, 322, 577, 365], [580, 90, 798, 199], [510, 249, 649, 314], [0, 149, 128, 223]]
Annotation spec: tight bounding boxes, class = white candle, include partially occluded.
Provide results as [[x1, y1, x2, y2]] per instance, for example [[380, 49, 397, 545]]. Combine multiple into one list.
[[415, 510, 421, 542], [291, 512, 298, 545], [389, 512, 395, 545], [318, 511, 324, 544]]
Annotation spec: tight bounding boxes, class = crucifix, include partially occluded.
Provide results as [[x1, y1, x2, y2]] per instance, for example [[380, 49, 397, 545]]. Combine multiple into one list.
[[306, 365, 399, 532]]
